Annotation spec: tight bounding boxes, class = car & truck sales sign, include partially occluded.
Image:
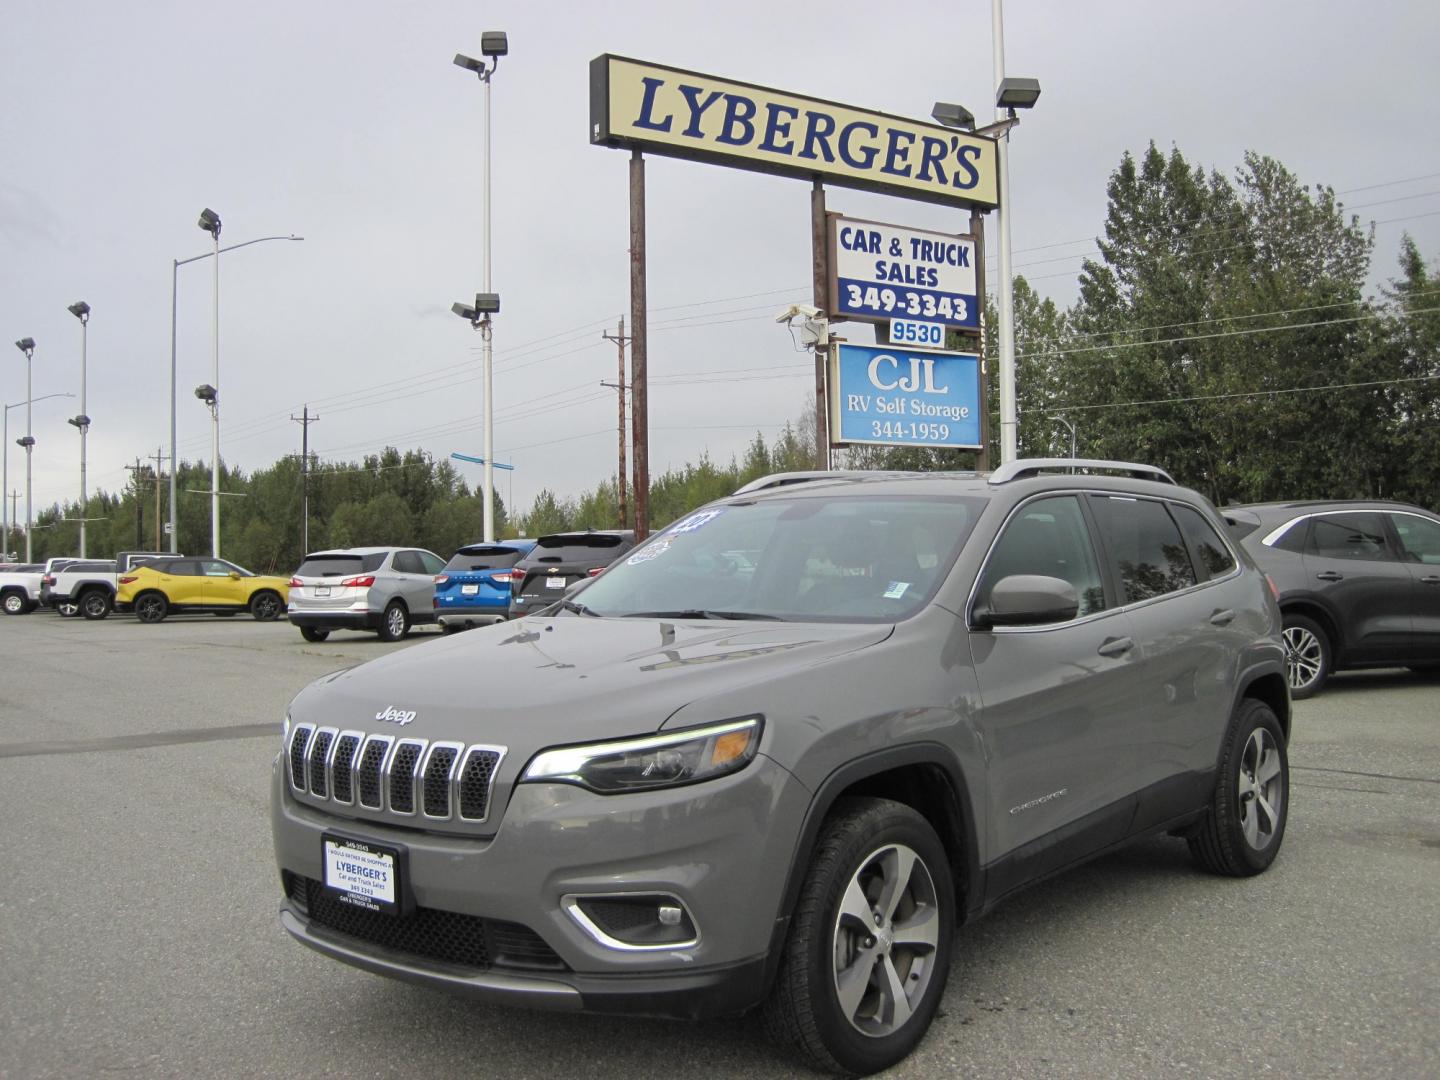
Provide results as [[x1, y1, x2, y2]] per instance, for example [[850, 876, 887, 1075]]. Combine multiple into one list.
[[831, 216, 978, 330], [830, 344, 982, 449], [590, 56, 999, 210]]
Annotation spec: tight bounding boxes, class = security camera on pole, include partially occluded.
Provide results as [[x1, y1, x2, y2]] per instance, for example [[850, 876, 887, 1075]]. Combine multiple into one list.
[[453, 30, 508, 544]]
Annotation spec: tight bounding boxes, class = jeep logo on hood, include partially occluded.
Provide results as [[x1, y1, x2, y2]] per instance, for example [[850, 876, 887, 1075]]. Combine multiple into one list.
[[375, 706, 417, 726]]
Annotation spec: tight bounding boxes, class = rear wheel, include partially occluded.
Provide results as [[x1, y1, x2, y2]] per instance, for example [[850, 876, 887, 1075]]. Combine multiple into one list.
[[1283, 614, 1330, 699], [57, 600, 79, 617], [79, 590, 112, 620], [2, 590, 30, 615], [299, 626, 330, 643], [249, 590, 283, 621], [1188, 699, 1289, 876], [134, 592, 169, 624], [763, 797, 954, 1076], [378, 601, 409, 642]]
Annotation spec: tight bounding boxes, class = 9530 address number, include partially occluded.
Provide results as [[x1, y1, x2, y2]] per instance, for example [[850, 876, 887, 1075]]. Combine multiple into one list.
[[844, 283, 968, 321]]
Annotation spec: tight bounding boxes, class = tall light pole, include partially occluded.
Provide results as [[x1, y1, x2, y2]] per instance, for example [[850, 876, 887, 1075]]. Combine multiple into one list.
[[3, 392, 71, 560], [169, 232, 303, 553], [454, 29, 508, 543], [66, 302, 92, 557], [13, 338, 36, 562], [196, 208, 223, 556], [990, 0, 1041, 464]]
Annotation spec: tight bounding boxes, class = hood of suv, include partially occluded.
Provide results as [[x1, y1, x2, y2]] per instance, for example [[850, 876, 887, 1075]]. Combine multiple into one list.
[[288, 615, 892, 744]]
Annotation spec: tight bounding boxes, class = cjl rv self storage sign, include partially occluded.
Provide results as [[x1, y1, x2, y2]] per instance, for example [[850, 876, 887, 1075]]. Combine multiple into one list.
[[829, 344, 981, 449], [831, 217, 978, 330]]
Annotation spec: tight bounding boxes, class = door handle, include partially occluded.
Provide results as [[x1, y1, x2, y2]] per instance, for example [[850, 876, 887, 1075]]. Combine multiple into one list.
[[1209, 609, 1235, 626], [1315, 571, 1344, 582], [1097, 636, 1133, 658], [1422, 576, 1440, 585]]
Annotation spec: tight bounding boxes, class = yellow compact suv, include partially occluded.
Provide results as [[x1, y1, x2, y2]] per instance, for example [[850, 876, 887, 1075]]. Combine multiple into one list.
[[116, 557, 290, 624]]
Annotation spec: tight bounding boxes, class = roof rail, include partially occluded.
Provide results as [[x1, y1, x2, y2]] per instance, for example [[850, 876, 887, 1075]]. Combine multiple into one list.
[[732, 470, 866, 495], [988, 458, 1175, 485]]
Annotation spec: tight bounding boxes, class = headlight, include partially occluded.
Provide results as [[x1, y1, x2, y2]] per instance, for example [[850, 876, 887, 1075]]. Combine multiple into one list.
[[282, 710, 292, 743], [521, 717, 762, 794]]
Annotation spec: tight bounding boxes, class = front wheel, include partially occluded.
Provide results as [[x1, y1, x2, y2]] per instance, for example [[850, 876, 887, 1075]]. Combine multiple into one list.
[[1188, 699, 1289, 876], [763, 797, 954, 1076], [299, 626, 330, 642], [1283, 614, 1331, 699], [377, 601, 409, 642], [134, 593, 169, 624], [80, 591, 112, 620], [57, 600, 79, 617], [249, 591, 283, 621]]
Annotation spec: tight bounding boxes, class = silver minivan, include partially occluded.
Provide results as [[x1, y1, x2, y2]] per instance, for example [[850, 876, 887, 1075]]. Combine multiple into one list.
[[287, 546, 446, 642]]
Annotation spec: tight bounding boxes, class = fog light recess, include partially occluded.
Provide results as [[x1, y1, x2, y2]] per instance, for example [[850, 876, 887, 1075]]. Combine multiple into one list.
[[564, 893, 699, 950]]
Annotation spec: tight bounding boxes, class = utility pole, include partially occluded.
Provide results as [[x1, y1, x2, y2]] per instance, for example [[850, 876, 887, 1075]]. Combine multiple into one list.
[[147, 447, 169, 551], [124, 458, 145, 549], [600, 317, 630, 529], [291, 406, 319, 554]]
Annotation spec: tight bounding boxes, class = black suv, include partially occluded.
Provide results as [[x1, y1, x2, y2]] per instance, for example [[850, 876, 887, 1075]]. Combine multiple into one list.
[[1225, 500, 1440, 697], [508, 530, 635, 617]]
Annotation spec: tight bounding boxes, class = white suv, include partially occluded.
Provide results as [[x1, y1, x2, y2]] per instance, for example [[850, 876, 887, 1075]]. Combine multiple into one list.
[[287, 546, 446, 642]]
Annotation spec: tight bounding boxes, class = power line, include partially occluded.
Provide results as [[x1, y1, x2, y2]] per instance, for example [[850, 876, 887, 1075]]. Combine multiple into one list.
[[1052, 373, 1440, 413]]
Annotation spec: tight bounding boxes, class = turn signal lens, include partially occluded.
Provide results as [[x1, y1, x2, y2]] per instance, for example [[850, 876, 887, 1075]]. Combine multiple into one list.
[[288, 577, 302, 588], [521, 717, 763, 794], [118, 575, 137, 585], [434, 575, 449, 585], [340, 575, 375, 588], [588, 566, 605, 577]]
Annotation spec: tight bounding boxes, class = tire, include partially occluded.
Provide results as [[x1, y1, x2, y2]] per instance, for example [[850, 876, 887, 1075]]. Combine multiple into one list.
[[1188, 699, 1289, 877], [134, 592, 169, 624], [299, 626, 330, 643], [79, 591, 112, 620], [763, 797, 954, 1076], [249, 590, 283, 621], [377, 600, 409, 642], [1282, 613, 1330, 699], [57, 600, 79, 618], [2, 590, 31, 615]]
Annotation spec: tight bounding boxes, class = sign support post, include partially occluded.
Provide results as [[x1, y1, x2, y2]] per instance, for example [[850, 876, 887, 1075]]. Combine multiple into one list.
[[969, 208, 990, 471], [629, 149, 649, 541], [811, 180, 829, 469]]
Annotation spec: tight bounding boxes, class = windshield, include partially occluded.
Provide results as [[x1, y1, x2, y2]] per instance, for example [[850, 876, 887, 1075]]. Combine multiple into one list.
[[576, 495, 983, 621], [295, 553, 387, 577], [445, 546, 527, 571]]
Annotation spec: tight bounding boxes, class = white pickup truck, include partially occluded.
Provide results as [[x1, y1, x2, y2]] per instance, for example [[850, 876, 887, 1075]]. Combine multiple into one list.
[[1, 564, 45, 615], [41, 552, 181, 619]]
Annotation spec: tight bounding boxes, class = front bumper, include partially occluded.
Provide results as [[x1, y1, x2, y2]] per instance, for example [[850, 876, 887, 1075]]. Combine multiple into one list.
[[270, 751, 807, 1019]]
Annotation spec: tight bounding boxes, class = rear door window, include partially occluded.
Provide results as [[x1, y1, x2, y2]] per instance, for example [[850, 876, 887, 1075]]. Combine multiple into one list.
[[1390, 513, 1440, 564], [1171, 504, 1237, 579], [1307, 513, 1393, 560], [1089, 494, 1197, 603], [392, 551, 425, 575]]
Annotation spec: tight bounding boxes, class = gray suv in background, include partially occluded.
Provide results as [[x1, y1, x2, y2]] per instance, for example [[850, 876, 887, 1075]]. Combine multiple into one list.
[[287, 546, 446, 642], [1225, 499, 1440, 697], [272, 461, 1289, 1075]]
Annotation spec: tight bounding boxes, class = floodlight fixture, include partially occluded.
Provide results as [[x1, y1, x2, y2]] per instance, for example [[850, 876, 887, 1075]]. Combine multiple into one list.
[[996, 77, 1041, 110], [198, 207, 222, 239], [67, 414, 91, 429], [452, 301, 478, 323], [15, 337, 35, 355], [930, 102, 975, 131], [194, 383, 217, 404], [480, 31, 508, 57], [67, 301, 91, 321], [474, 292, 500, 314], [453, 53, 484, 74]]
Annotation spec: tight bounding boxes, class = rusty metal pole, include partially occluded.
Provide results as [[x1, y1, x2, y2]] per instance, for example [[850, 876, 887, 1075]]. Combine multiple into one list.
[[810, 180, 830, 469], [970, 209, 991, 472], [629, 150, 649, 540], [601, 316, 629, 528]]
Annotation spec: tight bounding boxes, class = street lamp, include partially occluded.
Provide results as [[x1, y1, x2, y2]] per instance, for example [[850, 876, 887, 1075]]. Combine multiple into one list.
[[168, 228, 303, 553], [454, 29, 508, 544], [66, 301, 92, 557], [989, 0, 1041, 465], [1048, 414, 1077, 460], [13, 338, 36, 562], [2, 391, 71, 561], [196, 208, 223, 557]]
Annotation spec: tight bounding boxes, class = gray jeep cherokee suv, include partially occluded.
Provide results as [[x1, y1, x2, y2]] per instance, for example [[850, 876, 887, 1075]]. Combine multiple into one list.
[[272, 460, 1289, 1076]]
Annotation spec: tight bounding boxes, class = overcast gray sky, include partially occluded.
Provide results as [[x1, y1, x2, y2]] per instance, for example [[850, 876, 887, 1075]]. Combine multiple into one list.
[[4, 0, 1438, 522]]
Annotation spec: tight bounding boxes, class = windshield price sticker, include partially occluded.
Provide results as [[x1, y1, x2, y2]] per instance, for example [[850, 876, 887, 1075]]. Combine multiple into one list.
[[889, 319, 946, 349], [832, 218, 978, 329], [323, 837, 397, 911]]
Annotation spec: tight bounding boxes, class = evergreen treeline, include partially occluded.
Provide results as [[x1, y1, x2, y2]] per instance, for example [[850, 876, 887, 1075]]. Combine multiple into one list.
[[10, 144, 1438, 567]]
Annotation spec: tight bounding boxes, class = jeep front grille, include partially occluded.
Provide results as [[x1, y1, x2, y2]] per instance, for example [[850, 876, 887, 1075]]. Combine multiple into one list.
[[287, 725, 503, 825]]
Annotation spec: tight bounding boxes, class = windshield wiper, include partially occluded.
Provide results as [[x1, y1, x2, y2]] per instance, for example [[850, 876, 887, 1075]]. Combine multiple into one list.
[[622, 609, 784, 621], [556, 598, 601, 617]]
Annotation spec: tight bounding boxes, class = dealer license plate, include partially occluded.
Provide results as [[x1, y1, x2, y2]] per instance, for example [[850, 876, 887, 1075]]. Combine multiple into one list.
[[315, 586, 330, 597], [461, 584, 479, 595], [322, 835, 400, 916], [545, 576, 568, 590]]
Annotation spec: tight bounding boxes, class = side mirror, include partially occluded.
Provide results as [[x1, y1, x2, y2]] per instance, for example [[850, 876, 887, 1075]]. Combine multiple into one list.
[[972, 574, 1079, 628], [229, 571, 241, 580]]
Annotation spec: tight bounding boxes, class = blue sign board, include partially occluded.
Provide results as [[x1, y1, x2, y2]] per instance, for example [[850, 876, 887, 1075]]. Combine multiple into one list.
[[829, 343, 981, 449]]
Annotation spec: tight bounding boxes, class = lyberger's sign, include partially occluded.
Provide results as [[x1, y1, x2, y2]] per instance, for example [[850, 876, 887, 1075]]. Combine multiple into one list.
[[590, 55, 999, 209]]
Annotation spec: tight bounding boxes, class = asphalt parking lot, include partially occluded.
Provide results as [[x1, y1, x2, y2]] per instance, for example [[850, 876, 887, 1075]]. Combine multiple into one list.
[[1, 614, 1436, 1079]]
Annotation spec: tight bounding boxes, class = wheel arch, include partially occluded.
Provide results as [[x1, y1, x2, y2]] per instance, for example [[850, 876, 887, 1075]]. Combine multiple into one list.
[[763, 744, 980, 992], [1280, 599, 1343, 662], [1239, 670, 1291, 741]]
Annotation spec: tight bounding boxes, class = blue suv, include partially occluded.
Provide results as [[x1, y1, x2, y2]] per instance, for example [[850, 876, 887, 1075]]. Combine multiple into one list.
[[434, 540, 536, 632]]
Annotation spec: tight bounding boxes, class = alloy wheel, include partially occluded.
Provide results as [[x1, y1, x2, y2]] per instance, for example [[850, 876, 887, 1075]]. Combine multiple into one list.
[[830, 843, 941, 1038], [1283, 624, 1323, 693], [1237, 728, 1284, 851]]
